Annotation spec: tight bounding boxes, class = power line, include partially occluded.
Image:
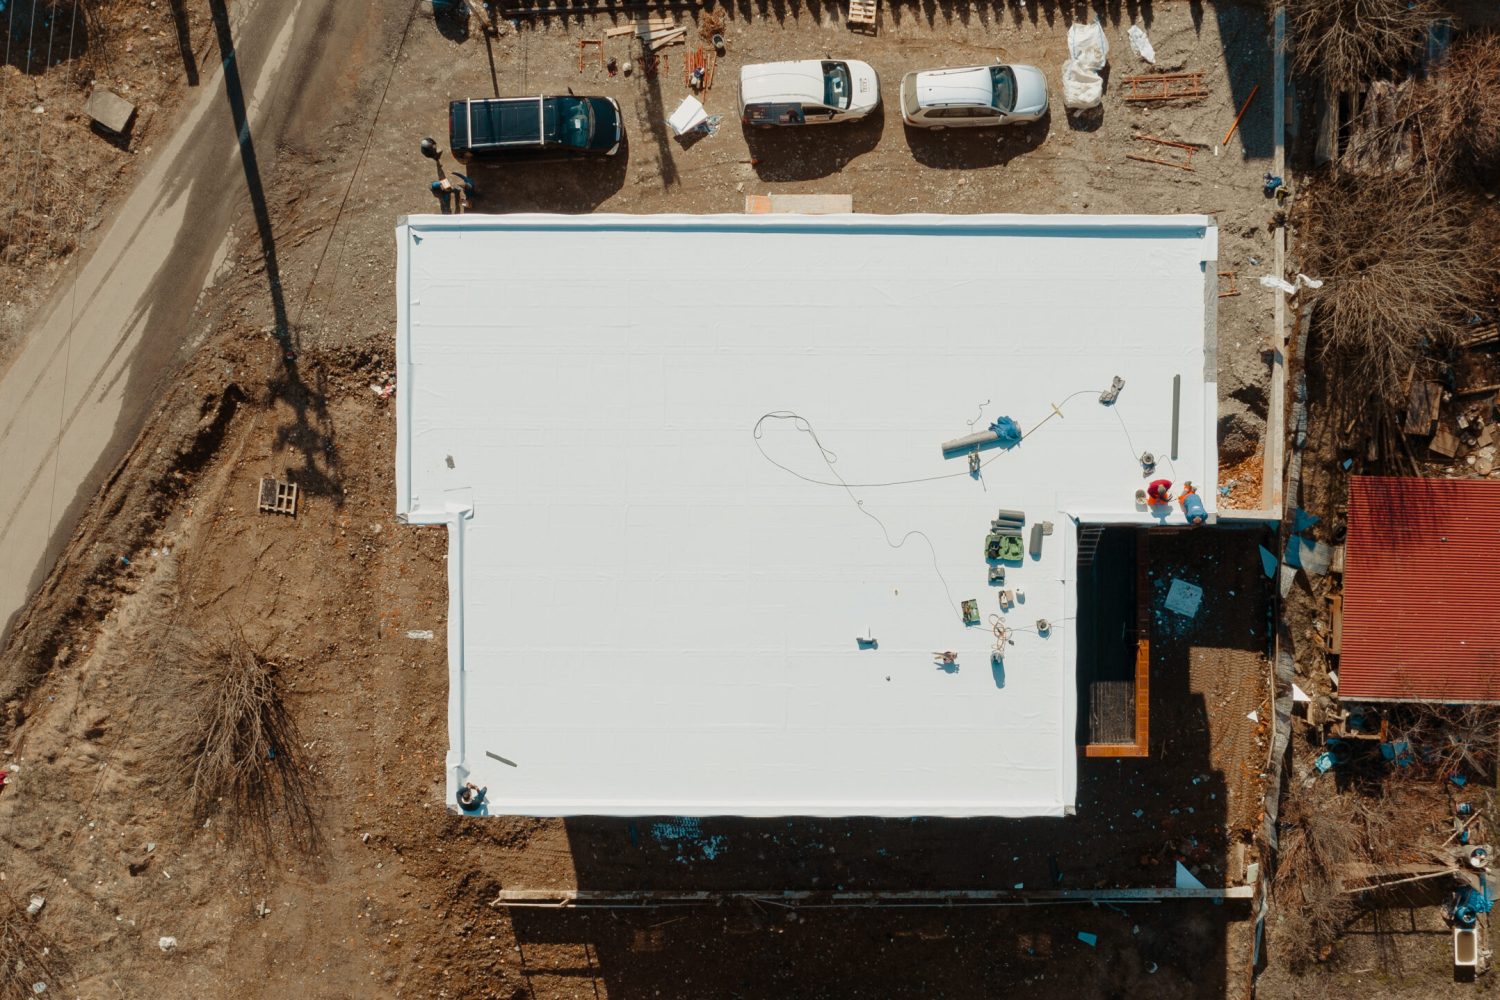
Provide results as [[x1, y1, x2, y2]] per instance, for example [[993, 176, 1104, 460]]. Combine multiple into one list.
[[294, 0, 422, 329]]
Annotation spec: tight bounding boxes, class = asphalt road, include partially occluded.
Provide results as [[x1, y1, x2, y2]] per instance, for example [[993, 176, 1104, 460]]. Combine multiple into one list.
[[0, 0, 348, 642]]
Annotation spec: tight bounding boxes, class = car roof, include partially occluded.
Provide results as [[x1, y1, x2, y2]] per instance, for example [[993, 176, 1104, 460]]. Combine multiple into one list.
[[740, 61, 827, 106], [913, 66, 995, 109]]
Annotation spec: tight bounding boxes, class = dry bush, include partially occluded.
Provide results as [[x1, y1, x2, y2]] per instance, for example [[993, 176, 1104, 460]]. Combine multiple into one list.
[[1283, 0, 1439, 90], [1389, 705, 1500, 782], [0, 894, 64, 1000], [1272, 791, 1364, 967], [1299, 176, 1494, 408], [1414, 32, 1500, 184], [154, 627, 319, 854]]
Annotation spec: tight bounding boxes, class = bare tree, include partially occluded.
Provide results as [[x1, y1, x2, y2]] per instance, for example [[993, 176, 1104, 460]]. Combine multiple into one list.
[[1283, 0, 1440, 90], [1298, 176, 1494, 409], [1414, 32, 1500, 184], [153, 627, 320, 854]]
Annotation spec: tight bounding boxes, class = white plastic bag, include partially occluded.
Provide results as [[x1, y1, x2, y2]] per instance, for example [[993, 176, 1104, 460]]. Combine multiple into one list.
[[1067, 20, 1109, 73], [1128, 24, 1156, 65], [1061, 60, 1104, 110], [1062, 19, 1109, 110]]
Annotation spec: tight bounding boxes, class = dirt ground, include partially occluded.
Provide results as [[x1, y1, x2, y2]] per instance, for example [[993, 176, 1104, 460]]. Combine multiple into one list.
[[0, 2, 1288, 998]]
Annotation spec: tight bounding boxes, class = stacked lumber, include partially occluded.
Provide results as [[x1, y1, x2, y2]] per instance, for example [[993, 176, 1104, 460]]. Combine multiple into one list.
[[637, 18, 686, 51]]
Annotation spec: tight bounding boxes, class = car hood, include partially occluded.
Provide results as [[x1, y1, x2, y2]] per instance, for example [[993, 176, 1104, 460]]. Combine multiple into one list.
[[1011, 64, 1048, 115], [847, 59, 881, 112], [586, 97, 621, 150]]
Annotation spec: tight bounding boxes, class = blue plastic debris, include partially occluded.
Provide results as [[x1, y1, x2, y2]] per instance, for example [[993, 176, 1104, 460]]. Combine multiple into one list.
[[1452, 774, 1469, 787], [1077, 932, 1098, 947], [1293, 508, 1322, 533], [1314, 751, 1336, 773], [1342, 458, 1354, 470], [1380, 741, 1414, 767], [1259, 545, 1277, 579], [989, 416, 1022, 445]]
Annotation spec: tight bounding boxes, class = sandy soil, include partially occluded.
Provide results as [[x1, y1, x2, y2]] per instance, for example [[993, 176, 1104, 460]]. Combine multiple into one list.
[[0, 3, 1287, 998]]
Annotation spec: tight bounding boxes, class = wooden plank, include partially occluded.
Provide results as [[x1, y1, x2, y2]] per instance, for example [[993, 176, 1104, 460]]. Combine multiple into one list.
[[604, 26, 636, 37], [1404, 380, 1441, 435], [1329, 593, 1343, 655], [1430, 423, 1461, 458], [744, 193, 854, 215], [490, 886, 1257, 908]]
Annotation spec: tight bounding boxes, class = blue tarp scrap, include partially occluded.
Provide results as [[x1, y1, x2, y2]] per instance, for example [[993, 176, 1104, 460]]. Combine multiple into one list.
[[989, 416, 1022, 444], [1259, 545, 1277, 579], [650, 817, 728, 863], [1293, 508, 1321, 534], [1380, 741, 1414, 767], [1076, 932, 1098, 947]]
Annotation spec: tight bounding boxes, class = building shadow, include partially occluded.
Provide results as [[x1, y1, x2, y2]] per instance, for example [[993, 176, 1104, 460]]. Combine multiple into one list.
[[491, 524, 1276, 996]]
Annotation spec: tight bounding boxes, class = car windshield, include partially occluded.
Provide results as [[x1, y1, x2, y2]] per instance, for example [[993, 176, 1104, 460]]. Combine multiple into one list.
[[557, 97, 594, 148], [822, 61, 852, 110], [991, 66, 1016, 113]]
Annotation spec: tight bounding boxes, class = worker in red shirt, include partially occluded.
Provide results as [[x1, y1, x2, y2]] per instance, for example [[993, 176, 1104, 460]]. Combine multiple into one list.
[[1146, 479, 1174, 505]]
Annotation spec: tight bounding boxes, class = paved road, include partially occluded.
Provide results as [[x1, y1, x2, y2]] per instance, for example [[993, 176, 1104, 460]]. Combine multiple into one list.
[[0, 0, 341, 642]]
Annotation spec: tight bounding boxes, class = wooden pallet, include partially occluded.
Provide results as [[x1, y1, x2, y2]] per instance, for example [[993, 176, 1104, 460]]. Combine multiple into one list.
[[1122, 72, 1207, 102], [847, 0, 878, 33], [258, 477, 299, 516]]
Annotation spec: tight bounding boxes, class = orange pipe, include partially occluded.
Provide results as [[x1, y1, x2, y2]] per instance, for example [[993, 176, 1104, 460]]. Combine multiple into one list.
[[1222, 83, 1259, 147]]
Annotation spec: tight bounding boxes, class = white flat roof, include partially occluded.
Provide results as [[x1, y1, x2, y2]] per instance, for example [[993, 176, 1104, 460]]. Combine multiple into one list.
[[395, 213, 1219, 818]]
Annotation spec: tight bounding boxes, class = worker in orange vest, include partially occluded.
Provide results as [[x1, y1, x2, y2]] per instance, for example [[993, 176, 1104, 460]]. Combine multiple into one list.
[[1146, 479, 1174, 505]]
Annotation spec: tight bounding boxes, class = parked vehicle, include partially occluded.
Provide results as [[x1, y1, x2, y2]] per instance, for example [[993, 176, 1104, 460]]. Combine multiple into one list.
[[449, 95, 624, 161], [899, 63, 1049, 129], [738, 60, 880, 126]]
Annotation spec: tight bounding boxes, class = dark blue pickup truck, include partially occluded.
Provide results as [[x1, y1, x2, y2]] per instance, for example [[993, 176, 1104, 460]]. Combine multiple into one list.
[[449, 96, 624, 161]]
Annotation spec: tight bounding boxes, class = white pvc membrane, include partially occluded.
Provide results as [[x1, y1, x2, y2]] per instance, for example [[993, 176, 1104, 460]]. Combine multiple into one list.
[[396, 214, 1219, 817]]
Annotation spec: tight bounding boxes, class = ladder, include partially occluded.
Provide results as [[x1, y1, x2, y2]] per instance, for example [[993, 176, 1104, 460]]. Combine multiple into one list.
[[1077, 525, 1104, 568], [1121, 72, 1207, 103]]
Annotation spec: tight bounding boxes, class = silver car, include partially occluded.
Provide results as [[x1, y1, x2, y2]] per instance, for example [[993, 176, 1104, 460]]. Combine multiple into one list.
[[899, 63, 1049, 130]]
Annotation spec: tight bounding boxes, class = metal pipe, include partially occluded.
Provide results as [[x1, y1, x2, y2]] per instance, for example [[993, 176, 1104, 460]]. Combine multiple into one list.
[[941, 430, 998, 456], [1171, 373, 1181, 460]]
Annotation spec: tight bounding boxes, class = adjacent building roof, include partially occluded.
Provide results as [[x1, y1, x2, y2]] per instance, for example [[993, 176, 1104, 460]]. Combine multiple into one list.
[[1341, 475, 1500, 703], [395, 213, 1219, 817]]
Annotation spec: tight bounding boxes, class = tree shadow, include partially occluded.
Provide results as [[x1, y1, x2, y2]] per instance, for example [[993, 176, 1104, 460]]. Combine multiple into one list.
[[904, 114, 1049, 169], [1211, 0, 1274, 161], [167, 0, 200, 86], [1, 0, 90, 74], [207, 0, 341, 502], [745, 114, 884, 181], [432, 0, 473, 43]]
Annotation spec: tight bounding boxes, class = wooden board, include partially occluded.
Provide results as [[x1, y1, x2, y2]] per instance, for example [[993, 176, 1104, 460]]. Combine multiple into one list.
[[1404, 380, 1441, 436], [1430, 423, 1461, 458], [1328, 593, 1342, 655]]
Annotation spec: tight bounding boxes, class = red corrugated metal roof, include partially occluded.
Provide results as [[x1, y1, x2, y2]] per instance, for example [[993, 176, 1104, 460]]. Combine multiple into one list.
[[1341, 476, 1500, 703]]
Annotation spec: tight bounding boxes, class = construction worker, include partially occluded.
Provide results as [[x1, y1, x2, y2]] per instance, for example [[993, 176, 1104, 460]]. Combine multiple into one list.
[[1179, 481, 1208, 525], [1146, 479, 1174, 506], [430, 173, 479, 214]]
